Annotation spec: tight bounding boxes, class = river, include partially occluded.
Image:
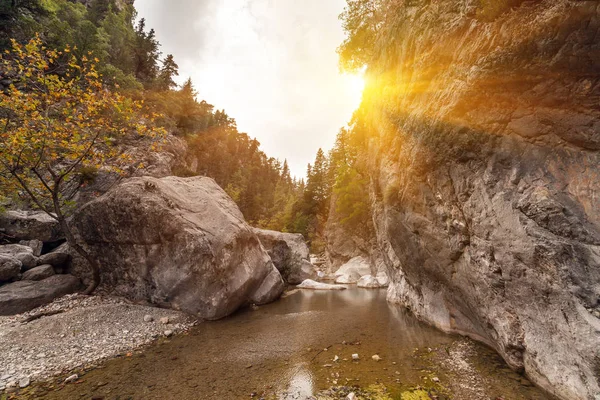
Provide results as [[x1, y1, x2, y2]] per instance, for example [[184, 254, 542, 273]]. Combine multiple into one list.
[[33, 287, 553, 399]]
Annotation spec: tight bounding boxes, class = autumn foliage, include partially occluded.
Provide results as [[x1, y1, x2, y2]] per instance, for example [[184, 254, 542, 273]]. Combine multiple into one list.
[[0, 35, 165, 293]]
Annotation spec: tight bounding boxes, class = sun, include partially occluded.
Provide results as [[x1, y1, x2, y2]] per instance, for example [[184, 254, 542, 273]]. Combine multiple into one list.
[[342, 72, 366, 104]]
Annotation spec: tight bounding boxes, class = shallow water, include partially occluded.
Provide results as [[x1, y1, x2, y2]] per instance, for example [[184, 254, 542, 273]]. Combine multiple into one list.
[[29, 288, 552, 399]]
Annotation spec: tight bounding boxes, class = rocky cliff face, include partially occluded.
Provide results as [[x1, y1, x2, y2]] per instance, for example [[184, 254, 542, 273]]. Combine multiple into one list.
[[353, 1, 600, 399]]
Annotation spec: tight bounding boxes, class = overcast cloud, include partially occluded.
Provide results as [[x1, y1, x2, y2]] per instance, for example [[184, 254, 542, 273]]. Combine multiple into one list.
[[135, 0, 360, 178]]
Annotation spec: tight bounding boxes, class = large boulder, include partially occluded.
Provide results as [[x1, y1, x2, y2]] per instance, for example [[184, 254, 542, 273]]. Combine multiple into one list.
[[0, 255, 21, 282], [253, 228, 316, 284], [333, 256, 372, 284], [0, 210, 62, 242], [0, 274, 81, 315], [72, 176, 284, 320]]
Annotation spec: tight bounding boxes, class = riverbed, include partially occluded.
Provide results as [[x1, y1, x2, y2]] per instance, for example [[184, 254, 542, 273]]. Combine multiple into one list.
[[23, 288, 552, 399]]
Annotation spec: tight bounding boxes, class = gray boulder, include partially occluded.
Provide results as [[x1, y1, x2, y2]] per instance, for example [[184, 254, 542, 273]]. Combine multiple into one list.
[[0, 210, 62, 242], [22, 265, 55, 281], [334, 256, 372, 284], [0, 244, 37, 271], [15, 252, 38, 271], [0, 244, 33, 257], [297, 280, 347, 291], [250, 264, 285, 304], [357, 275, 385, 289], [0, 275, 81, 315], [19, 240, 43, 257], [253, 228, 316, 284], [0, 255, 21, 282], [49, 243, 90, 284], [38, 252, 70, 268], [72, 176, 284, 320]]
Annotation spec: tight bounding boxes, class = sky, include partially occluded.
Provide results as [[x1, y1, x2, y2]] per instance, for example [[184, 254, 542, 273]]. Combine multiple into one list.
[[135, 0, 364, 178]]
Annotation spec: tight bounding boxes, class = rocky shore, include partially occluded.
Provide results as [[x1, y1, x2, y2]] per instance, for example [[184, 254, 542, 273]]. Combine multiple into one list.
[[0, 294, 195, 394]]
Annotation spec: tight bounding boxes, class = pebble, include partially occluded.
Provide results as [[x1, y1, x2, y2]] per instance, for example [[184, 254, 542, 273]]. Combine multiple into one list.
[[164, 330, 173, 337], [65, 374, 79, 383], [19, 377, 30, 388], [372, 354, 381, 362], [347, 392, 356, 400], [5, 381, 17, 393], [432, 377, 440, 382], [352, 353, 359, 361], [159, 317, 170, 324], [143, 315, 154, 323], [0, 294, 194, 392], [333, 355, 339, 362]]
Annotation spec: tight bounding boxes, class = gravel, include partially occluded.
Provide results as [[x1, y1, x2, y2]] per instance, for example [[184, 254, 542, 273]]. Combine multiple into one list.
[[438, 339, 488, 400], [0, 294, 196, 392]]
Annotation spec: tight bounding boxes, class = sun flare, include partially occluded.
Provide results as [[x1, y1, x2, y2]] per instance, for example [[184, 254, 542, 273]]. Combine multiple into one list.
[[342, 72, 366, 103]]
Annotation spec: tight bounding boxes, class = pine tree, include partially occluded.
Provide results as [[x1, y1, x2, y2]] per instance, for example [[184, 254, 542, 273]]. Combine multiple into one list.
[[156, 54, 179, 90], [134, 18, 161, 86]]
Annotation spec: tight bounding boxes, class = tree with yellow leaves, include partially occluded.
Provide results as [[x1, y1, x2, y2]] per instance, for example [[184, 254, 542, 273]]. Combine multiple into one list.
[[0, 35, 165, 294]]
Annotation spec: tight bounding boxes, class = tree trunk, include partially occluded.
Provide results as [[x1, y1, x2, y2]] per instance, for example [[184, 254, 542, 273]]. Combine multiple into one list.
[[56, 216, 101, 295], [50, 187, 100, 295]]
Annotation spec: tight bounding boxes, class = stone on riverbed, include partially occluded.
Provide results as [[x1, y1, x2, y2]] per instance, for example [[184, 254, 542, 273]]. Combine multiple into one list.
[[357, 273, 390, 289], [72, 176, 284, 320], [296, 279, 347, 290], [334, 256, 371, 284], [0, 274, 81, 315]]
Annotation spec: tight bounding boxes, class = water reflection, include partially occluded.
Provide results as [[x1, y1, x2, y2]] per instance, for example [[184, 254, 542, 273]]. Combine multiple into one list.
[[281, 364, 314, 399]]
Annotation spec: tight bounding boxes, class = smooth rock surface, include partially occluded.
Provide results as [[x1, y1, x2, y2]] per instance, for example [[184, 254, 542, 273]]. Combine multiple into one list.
[[296, 279, 347, 291], [250, 264, 285, 304], [356, 275, 383, 289], [0, 211, 62, 242], [0, 275, 81, 315], [72, 176, 284, 320], [334, 256, 371, 284], [22, 265, 55, 281], [253, 228, 316, 284]]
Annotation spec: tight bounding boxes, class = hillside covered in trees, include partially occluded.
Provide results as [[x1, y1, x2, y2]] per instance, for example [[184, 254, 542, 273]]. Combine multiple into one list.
[[0, 0, 342, 244]]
